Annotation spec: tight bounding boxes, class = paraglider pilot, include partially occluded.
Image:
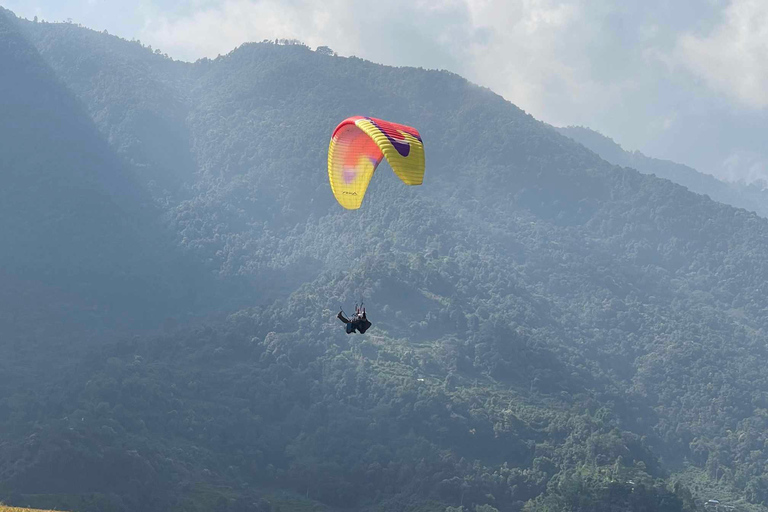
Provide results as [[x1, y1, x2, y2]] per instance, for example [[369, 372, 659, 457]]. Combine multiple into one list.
[[337, 304, 371, 334]]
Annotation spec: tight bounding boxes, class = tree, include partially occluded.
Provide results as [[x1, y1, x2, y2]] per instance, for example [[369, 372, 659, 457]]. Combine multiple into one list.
[[316, 45, 335, 56]]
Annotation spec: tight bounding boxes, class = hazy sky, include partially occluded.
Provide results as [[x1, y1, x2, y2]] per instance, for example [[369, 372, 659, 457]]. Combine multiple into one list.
[[7, 0, 768, 183]]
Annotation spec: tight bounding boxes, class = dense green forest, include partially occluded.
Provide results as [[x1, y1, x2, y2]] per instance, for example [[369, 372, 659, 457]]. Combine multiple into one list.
[[3, 6, 768, 512]]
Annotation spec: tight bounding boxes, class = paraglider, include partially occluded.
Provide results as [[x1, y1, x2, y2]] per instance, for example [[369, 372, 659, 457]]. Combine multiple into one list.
[[337, 304, 371, 334], [327, 116, 425, 210], [328, 116, 425, 334]]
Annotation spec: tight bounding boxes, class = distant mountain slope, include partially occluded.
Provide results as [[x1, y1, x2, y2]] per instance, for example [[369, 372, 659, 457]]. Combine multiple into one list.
[[0, 9, 213, 339], [557, 125, 768, 217], [11, 14, 194, 197], [5, 9, 768, 512]]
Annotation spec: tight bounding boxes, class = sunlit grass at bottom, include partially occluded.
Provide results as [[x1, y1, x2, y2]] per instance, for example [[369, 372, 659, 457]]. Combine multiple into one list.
[[0, 506, 66, 512]]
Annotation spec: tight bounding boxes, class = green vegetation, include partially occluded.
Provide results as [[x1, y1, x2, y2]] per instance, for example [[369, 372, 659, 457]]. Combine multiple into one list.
[[2, 6, 768, 512]]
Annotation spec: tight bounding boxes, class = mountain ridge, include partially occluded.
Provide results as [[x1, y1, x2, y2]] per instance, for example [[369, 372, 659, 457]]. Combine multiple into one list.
[[557, 125, 768, 218]]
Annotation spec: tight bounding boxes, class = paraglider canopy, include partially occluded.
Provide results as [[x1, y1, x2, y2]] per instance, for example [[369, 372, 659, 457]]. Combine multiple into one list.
[[327, 116, 425, 209]]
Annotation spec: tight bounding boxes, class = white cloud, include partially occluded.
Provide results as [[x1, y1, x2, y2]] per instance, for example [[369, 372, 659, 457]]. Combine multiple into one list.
[[138, 0, 470, 65], [460, 0, 583, 117], [723, 149, 768, 184], [675, 0, 768, 108], [139, 0, 337, 61], [137, 0, 642, 124], [457, 0, 635, 124]]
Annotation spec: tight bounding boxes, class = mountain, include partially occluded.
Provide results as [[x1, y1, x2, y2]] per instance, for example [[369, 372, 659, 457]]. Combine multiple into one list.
[[3, 9, 768, 512], [557, 125, 768, 218], [0, 7, 244, 445], [0, 8, 217, 332]]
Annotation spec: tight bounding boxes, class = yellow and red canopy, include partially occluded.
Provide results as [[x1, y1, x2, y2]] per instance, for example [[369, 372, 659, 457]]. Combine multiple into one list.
[[328, 116, 425, 209]]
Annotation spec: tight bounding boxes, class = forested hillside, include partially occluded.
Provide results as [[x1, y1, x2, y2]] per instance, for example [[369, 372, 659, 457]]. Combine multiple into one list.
[[0, 9, 231, 338], [0, 9, 233, 444], [3, 7, 768, 512], [557, 125, 768, 218]]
